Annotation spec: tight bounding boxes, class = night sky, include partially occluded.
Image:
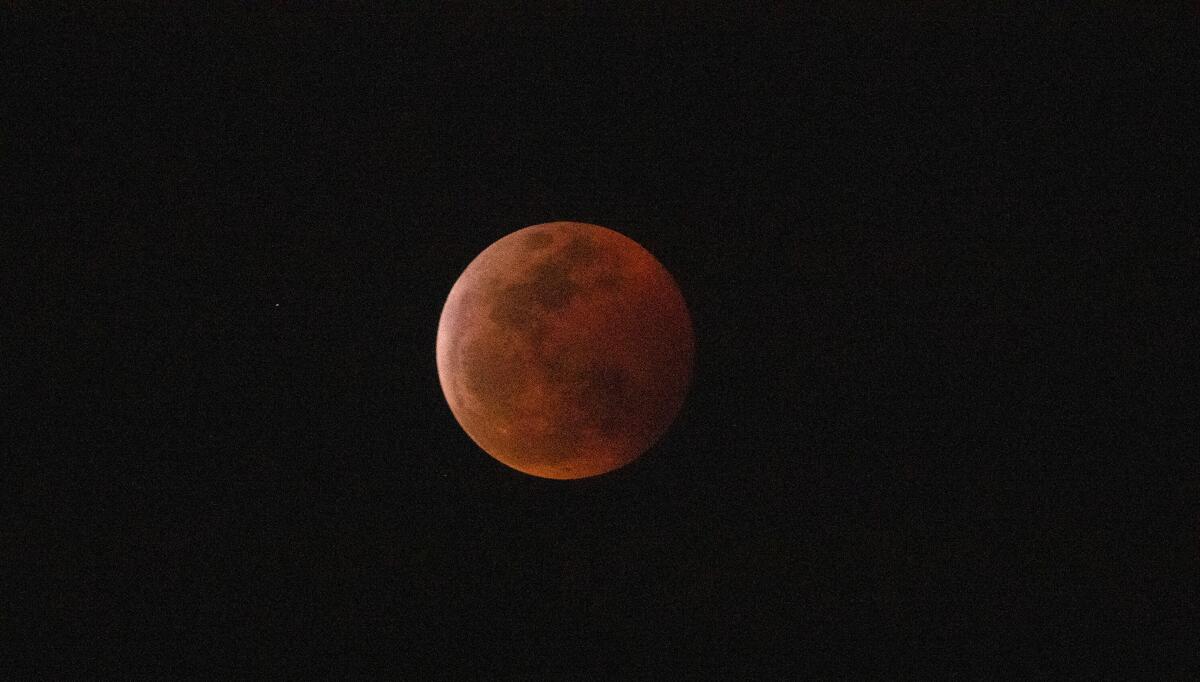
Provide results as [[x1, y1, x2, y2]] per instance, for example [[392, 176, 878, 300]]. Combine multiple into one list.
[[11, 5, 1199, 677]]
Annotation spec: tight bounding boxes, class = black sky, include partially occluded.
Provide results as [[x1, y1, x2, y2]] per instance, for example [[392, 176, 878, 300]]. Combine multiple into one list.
[[9, 4, 1200, 677]]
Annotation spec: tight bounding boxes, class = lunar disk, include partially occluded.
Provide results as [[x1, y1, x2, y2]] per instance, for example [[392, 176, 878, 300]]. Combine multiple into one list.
[[436, 221, 694, 479]]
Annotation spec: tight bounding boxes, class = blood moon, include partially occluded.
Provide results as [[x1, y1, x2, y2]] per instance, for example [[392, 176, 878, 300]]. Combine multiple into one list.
[[436, 221, 694, 479]]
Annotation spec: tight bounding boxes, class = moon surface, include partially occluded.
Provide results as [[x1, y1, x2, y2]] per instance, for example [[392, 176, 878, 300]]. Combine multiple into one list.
[[436, 221, 694, 479]]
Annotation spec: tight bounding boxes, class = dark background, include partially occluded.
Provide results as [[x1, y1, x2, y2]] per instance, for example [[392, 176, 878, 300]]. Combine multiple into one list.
[[8, 3, 1199, 677]]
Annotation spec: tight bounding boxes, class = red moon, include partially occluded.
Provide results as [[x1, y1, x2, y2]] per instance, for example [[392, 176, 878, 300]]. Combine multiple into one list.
[[436, 221, 694, 479]]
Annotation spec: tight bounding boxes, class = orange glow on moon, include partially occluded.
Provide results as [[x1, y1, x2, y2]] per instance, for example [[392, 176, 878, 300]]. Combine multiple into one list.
[[436, 221, 694, 479]]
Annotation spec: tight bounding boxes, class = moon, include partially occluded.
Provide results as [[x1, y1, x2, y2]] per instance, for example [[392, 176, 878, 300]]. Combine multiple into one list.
[[436, 221, 694, 479]]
